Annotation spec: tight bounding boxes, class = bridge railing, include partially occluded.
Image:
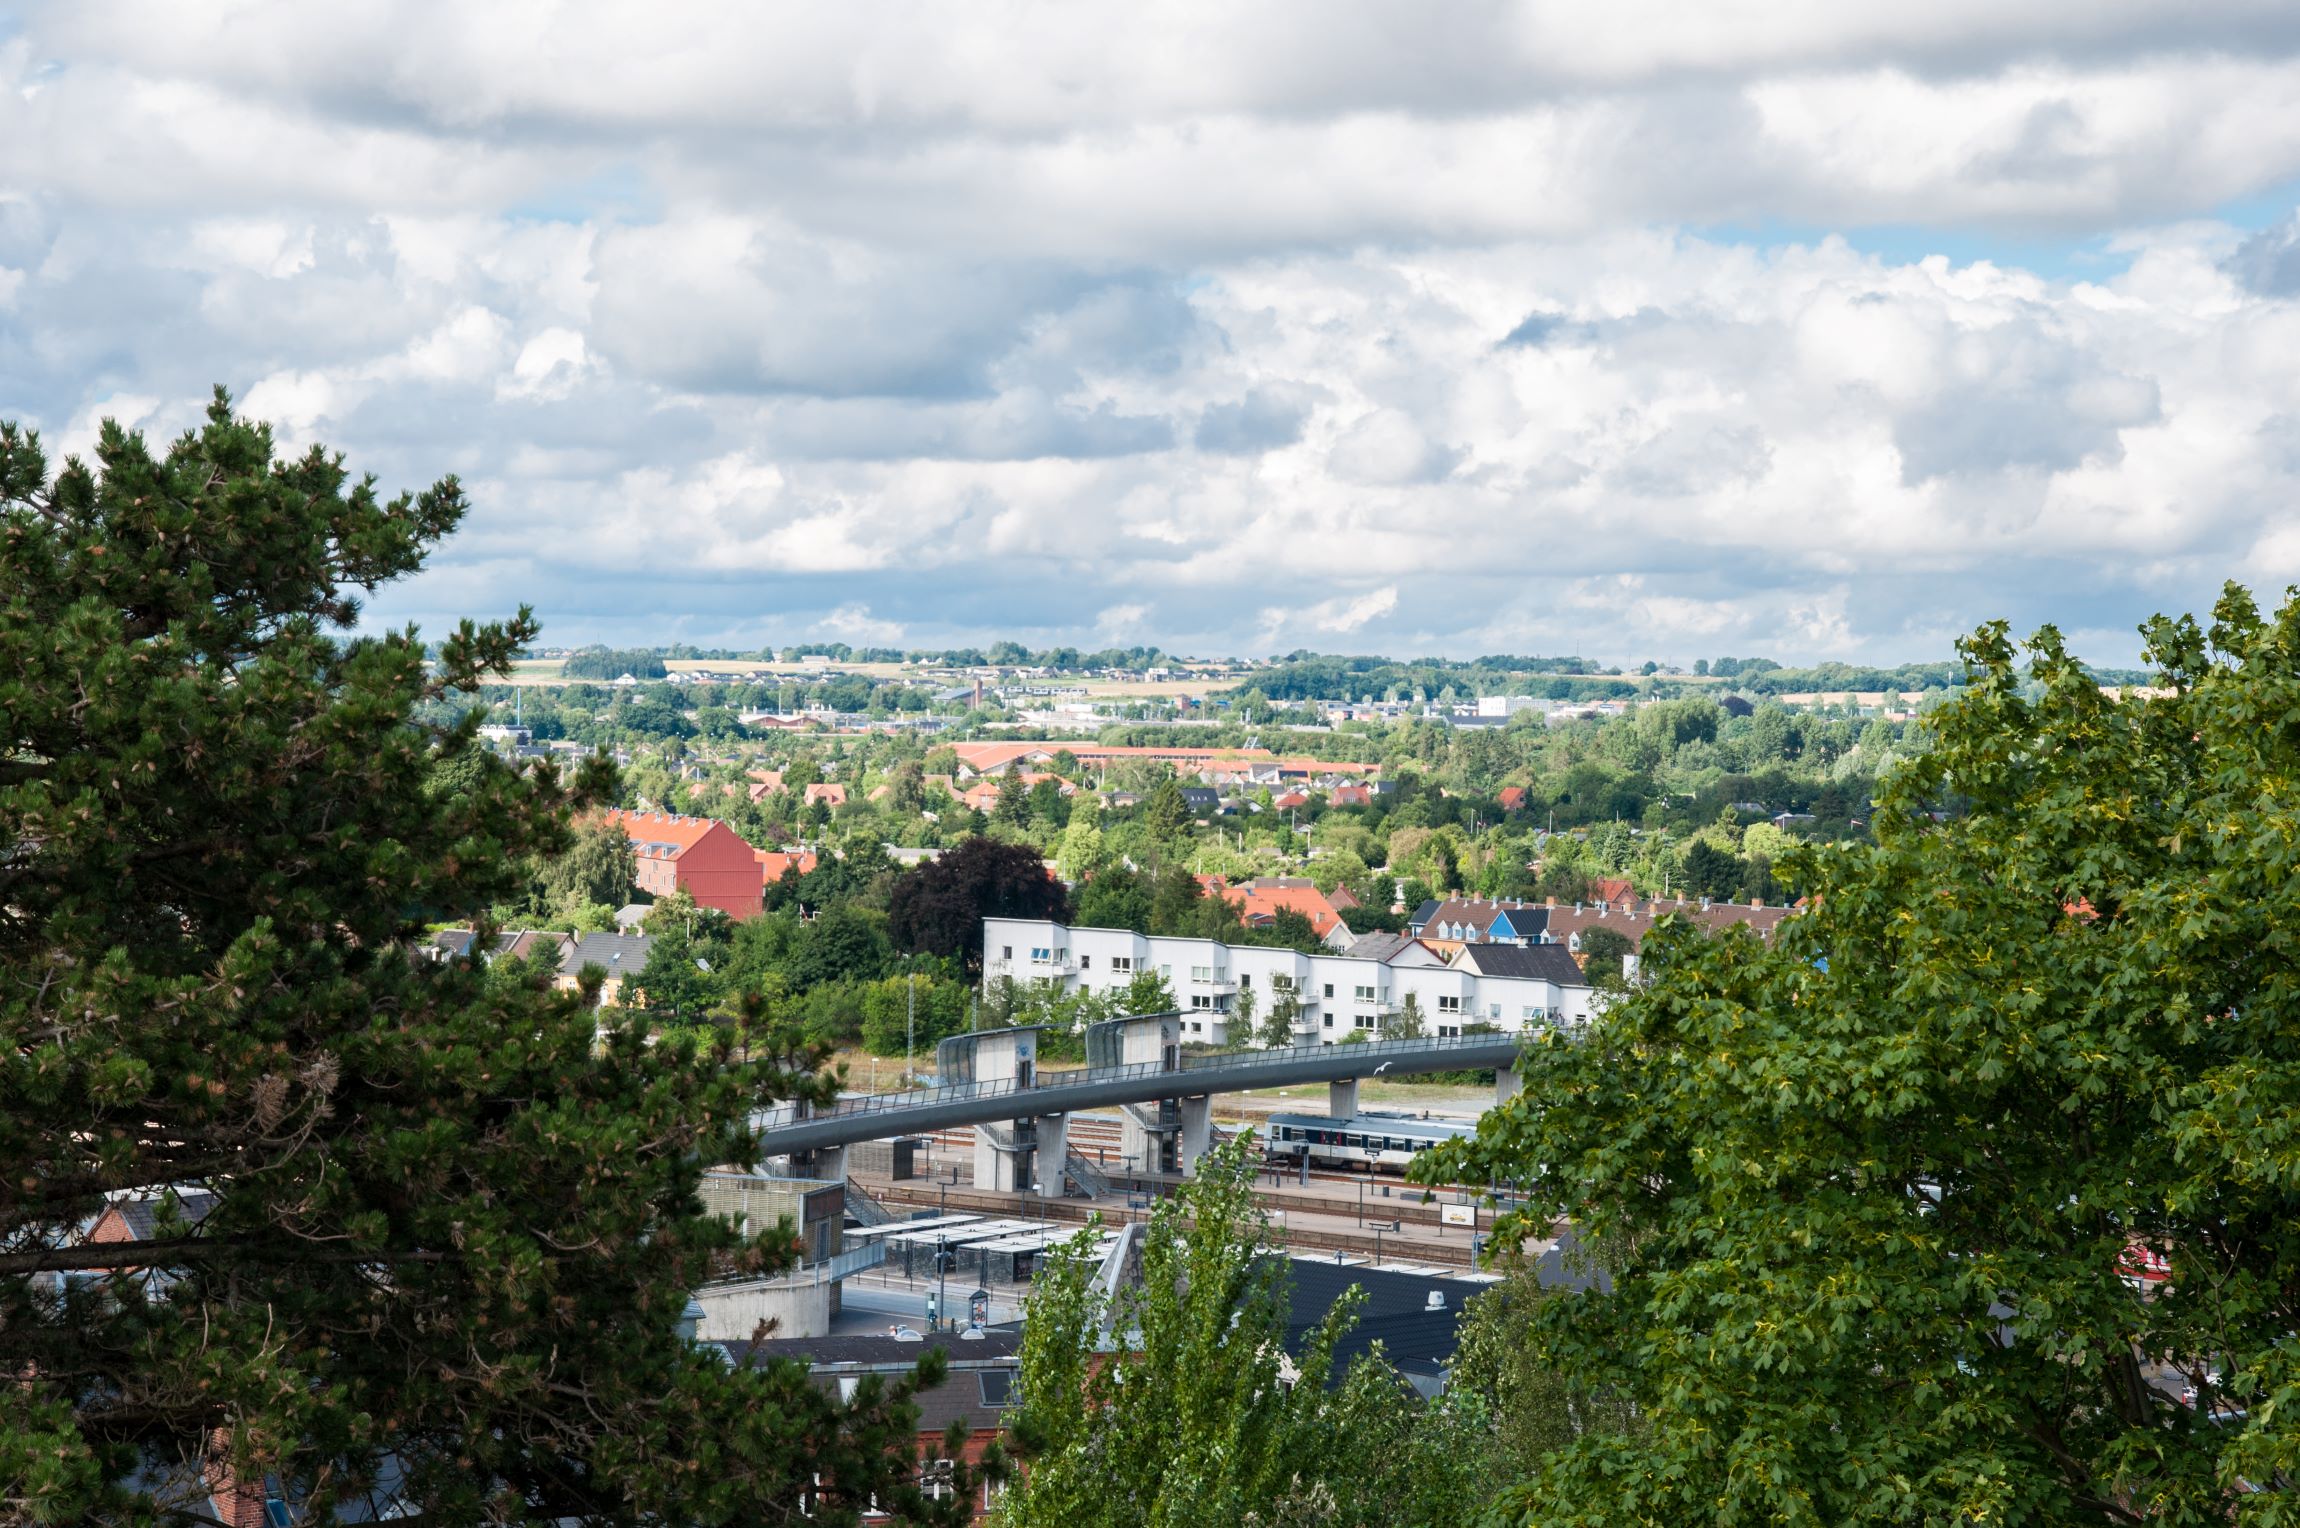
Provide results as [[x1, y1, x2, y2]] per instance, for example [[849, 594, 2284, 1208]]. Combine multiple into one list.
[[758, 1031, 1528, 1133]]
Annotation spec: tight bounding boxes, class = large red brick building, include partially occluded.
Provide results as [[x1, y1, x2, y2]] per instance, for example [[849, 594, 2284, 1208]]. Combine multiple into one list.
[[602, 809, 764, 920]]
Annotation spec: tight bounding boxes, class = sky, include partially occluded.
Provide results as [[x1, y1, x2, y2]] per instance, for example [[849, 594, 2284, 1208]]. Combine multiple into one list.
[[8, 3, 2300, 666]]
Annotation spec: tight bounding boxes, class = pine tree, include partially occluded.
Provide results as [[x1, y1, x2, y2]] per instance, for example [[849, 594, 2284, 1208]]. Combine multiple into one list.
[[0, 394, 974, 1526]]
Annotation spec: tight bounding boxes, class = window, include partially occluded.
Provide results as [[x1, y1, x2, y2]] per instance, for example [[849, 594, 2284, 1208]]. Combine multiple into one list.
[[1111, 956, 1133, 973], [1437, 995, 1462, 1013], [1437, 1023, 1461, 1038], [1490, 1002, 1502, 1019], [1323, 1014, 1334, 1029], [1002, 946, 1012, 960], [1272, 974, 1295, 992], [1238, 972, 1251, 988], [1323, 983, 1335, 999], [978, 1371, 1015, 1407], [1191, 965, 1212, 982], [1192, 994, 1213, 1009], [1353, 984, 1376, 1002], [1160, 964, 1172, 980], [1079, 955, 1091, 970], [1030, 947, 1050, 963], [1054, 948, 1068, 964], [1354, 1014, 1375, 1029]]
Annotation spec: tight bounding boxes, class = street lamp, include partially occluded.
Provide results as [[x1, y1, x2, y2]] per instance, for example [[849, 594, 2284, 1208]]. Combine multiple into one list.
[[1372, 1218, 1400, 1266]]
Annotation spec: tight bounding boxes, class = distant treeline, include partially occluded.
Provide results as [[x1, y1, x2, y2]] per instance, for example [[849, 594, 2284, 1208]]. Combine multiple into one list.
[[1240, 655, 1629, 703], [560, 649, 669, 680]]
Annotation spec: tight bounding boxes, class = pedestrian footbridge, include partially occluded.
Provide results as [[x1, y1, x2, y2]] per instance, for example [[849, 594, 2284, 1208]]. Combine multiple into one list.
[[753, 1018, 1529, 1186]]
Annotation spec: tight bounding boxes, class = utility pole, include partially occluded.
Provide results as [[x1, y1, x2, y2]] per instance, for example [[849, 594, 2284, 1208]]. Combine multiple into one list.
[[936, 1235, 950, 1333], [905, 963, 916, 1087]]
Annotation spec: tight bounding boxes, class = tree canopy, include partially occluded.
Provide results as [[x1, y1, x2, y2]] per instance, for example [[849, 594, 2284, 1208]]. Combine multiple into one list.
[[885, 834, 1071, 974], [1427, 587, 2300, 1525], [0, 394, 968, 1526]]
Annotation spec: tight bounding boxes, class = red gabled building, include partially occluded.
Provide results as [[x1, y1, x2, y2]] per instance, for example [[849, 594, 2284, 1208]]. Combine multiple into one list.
[[602, 809, 764, 920]]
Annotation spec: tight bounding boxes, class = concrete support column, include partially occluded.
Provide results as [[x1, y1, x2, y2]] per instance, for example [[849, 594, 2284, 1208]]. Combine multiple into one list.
[[1035, 1113, 1069, 1196], [1119, 1102, 1166, 1176], [1328, 1078, 1360, 1119], [973, 1125, 1019, 1192], [1178, 1095, 1213, 1176], [1497, 1065, 1522, 1106]]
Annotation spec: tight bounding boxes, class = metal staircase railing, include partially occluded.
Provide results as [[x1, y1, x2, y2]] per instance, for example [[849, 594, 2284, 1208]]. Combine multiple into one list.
[[842, 1180, 900, 1228], [1064, 1148, 1112, 1199]]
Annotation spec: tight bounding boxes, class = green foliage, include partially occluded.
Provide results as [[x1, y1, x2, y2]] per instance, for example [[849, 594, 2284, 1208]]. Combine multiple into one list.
[[1115, 968, 1179, 1016], [1142, 775, 1192, 845], [562, 646, 669, 680], [1446, 1260, 1645, 1480], [1574, 925, 1633, 990], [1424, 585, 2300, 1526], [0, 394, 964, 1525], [534, 813, 638, 915], [886, 835, 1072, 975], [1074, 866, 1154, 932], [995, 1139, 1362, 1528]]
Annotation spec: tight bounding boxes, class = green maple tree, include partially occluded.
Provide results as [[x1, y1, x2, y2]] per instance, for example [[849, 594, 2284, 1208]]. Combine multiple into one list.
[[1426, 587, 2300, 1525]]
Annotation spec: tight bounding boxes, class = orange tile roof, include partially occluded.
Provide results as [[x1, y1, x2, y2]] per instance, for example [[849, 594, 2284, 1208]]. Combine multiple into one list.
[[1220, 881, 1348, 938], [758, 850, 820, 885], [601, 808, 727, 858]]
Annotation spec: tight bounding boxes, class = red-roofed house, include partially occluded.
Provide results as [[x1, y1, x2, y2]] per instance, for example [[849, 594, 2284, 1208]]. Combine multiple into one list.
[[602, 809, 764, 919], [804, 783, 848, 809], [747, 769, 786, 803], [1327, 784, 1372, 808], [758, 849, 820, 888], [1591, 876, 1636, 905], [1498, 786, 1528, 814], [1271, 790, 1310, 811], [1219, 877, 1355, 949]]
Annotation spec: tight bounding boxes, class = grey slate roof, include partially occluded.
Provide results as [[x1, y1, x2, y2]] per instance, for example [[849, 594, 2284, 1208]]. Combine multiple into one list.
[[1344, 930, 1419, 963], [562, 931, 653, 976]]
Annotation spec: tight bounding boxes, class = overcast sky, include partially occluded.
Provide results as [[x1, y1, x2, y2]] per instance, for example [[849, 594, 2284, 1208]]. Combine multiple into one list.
[[9, 3, 2300, 665]]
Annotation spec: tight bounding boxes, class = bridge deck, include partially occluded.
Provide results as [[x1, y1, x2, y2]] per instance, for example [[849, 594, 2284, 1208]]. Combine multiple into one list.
[[754, 1032, 1528, 1156]]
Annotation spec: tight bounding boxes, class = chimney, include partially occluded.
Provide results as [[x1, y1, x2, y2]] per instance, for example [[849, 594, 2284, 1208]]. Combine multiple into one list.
[[1700, 896, 1710, 911], [1546, 897, 1556, 909]]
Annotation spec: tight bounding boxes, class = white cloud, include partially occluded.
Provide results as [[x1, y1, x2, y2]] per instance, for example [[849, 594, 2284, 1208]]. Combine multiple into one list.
[[12, 5, 2300, 663], [817, 602, 906, 644]]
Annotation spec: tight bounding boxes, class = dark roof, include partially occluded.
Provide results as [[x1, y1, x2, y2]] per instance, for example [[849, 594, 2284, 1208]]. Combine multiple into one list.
[[1460, 942, 1588, 986], [111, 1190, 219, 1242], [1344, 930, 1419, 962], [1407, 899, 1441, 929], [562, 931, 653, 975], [718, 1332, 1024, 1437], [1280, 1258, 1487, 1380]]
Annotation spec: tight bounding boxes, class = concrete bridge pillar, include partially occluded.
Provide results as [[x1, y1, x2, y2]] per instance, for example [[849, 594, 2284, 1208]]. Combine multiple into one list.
[[1035, 1113, 1069, 1196], [974, 1124, 1034, 1193], [1497, 1065, 1522, 1105], [1178, 1095, 1214, 1175], [1120, 1100, 1173, 1175], [1329, 1078, 1360, 1119]]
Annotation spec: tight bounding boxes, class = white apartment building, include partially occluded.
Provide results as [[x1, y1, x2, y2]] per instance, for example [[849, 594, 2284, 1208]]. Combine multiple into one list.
[[981, 918, 1596, 1047]]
